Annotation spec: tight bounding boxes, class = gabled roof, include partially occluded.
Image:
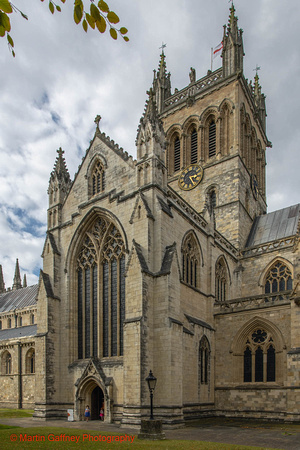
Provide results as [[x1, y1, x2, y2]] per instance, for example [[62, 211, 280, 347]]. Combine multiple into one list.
[[246, 204, 300, 248], [0, 324, 37, 341], [0, 284, 38, 313]]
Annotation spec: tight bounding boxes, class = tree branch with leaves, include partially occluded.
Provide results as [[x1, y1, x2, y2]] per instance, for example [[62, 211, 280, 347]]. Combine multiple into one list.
[[0, 0, 129, 57]]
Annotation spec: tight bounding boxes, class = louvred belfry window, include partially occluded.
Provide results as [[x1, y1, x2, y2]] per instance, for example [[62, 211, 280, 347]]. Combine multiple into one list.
[[208, 120, 216, 158], [191, 129, 198, 164], [174, 136, 181, 172], [77, 218, 125, 359]]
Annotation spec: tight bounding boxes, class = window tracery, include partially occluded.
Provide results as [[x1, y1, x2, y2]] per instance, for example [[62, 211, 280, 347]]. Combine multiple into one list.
[[77, 218, 125, 359], [182, 232, 200, 288], [243, 328, 275, 382], [264, 261, 292, 294], [91, 161, 105, 196], [215, 258, 227, 302]]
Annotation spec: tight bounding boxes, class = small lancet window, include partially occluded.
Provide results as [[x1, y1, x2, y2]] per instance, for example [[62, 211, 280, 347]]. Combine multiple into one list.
[[208, 120, 216, 158], [182, 233, 200, 289], [215, 258, 227, 302], [92, 161, 105, 196]]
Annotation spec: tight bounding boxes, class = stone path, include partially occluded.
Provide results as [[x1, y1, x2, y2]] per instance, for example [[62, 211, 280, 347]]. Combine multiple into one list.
[[1, 417, 300, 449]]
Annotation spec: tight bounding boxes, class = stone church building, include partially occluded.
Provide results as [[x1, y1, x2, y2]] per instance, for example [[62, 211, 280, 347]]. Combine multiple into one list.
[[0, 5, 300, 425]]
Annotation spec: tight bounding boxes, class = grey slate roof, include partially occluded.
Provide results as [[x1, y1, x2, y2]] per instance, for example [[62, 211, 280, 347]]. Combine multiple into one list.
[[0, 284, 38, 313], [0, 324, 37, 341], [246, 204, 300, 248]]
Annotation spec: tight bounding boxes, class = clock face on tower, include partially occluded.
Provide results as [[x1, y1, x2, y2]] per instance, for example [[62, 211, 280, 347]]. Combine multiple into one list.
[[178, 164, 204, 191]]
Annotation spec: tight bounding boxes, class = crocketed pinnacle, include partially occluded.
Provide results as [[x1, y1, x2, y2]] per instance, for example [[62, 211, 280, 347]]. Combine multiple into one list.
[[12, 258, 22, 291]]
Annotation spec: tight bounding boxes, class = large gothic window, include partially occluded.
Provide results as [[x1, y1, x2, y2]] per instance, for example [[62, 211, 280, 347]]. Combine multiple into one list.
[[243, 329, 276, 383], [215, 258, 227, 302], [77, 218, 125, 359], [182, 232, 200, 288], [264, 261, 292, 294]]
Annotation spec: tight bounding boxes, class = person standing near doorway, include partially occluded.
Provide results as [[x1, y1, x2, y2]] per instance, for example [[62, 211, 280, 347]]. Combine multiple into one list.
[[84, 405, 91, 421]]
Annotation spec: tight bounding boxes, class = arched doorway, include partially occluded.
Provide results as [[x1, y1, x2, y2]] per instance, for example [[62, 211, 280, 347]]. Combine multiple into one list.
[[91, 386, 104, 420]]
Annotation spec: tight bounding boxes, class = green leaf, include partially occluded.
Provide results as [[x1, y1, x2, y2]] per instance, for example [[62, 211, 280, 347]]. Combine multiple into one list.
[[20, 12, 28, 20], [49, 1, 55, 14], [74, 4, 83, 24], [95, 16, 106, 33], [12, 49, 15, 57], [98, 0, 109, 13], [0, 24, 5, 37], [107, 11, 119, 24], [7, 32, 13, 47], [60, 0, 66, 3], [85, 13, 95, 29], [90, 3, 101, 22], [123, 36, 129, 42], [109, 27, 117, 40], [0, 0, 13, 14], [120, 27, 128, 35], [56, 5, 61, 12], [82, 18, 88, 33], [0, 12, 11, 32]]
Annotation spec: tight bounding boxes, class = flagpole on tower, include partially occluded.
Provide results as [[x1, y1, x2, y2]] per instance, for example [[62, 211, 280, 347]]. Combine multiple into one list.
[[211, 48, 213, 72]]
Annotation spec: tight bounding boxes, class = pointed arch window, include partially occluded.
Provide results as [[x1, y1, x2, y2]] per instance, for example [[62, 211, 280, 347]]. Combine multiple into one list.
[[264, 261, 292, 294], [182, 232, 200, 288], [26, 348, 35, 374], [243, 329, 276, 383], [92, 161, 105, 196], [174, 136, 181, 172], [208, 120, 216, 158], [77, 218, 126, 359], [199, 336, 210, 385], [190, 128, 198, 164], [215, 258, 227, 302], [1, 351, 12, 375]]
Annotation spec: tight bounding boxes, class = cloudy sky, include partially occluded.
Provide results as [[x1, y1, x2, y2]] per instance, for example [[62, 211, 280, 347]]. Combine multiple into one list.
[[0, 0, 299, 287]]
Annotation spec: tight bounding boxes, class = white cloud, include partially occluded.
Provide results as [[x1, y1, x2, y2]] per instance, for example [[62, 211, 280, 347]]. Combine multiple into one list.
[[0, 0, 299, 286]]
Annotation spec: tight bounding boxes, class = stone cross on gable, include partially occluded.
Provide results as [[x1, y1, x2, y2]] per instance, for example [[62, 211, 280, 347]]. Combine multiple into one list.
[[57, 147, 64, 157], [94, 115, 101, 128]]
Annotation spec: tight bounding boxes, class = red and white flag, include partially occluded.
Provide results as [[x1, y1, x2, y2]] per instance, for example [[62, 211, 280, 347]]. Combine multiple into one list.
[[213, 42, 223, 59]]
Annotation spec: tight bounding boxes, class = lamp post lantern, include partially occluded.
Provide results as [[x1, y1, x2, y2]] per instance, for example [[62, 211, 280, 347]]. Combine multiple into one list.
[[146, 370, 157, 420]]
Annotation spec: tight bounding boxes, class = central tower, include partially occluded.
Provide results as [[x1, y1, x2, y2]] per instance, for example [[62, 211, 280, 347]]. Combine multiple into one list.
[[151, 4, 270, 250]]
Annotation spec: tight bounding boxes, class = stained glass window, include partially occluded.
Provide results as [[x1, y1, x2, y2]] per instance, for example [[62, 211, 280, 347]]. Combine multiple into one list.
[[243, 328, 276, 383], [265, 262, 292, 294], [77, 219, 125, 359]]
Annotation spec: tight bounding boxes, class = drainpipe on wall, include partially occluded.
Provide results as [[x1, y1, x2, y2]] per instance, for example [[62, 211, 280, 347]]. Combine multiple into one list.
[[17, 341, 22, 409]]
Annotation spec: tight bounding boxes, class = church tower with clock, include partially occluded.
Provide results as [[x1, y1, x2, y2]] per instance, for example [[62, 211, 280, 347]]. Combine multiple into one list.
[[154, 4, 269, 250]]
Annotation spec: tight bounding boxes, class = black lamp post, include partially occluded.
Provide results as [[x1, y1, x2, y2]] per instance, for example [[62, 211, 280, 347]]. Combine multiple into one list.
[[146, 370, 157, 420]]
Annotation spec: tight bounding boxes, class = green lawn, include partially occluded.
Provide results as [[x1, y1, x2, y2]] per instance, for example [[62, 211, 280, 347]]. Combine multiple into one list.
[[0, 426, 276, 450], [0, 409, 33, 418]]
